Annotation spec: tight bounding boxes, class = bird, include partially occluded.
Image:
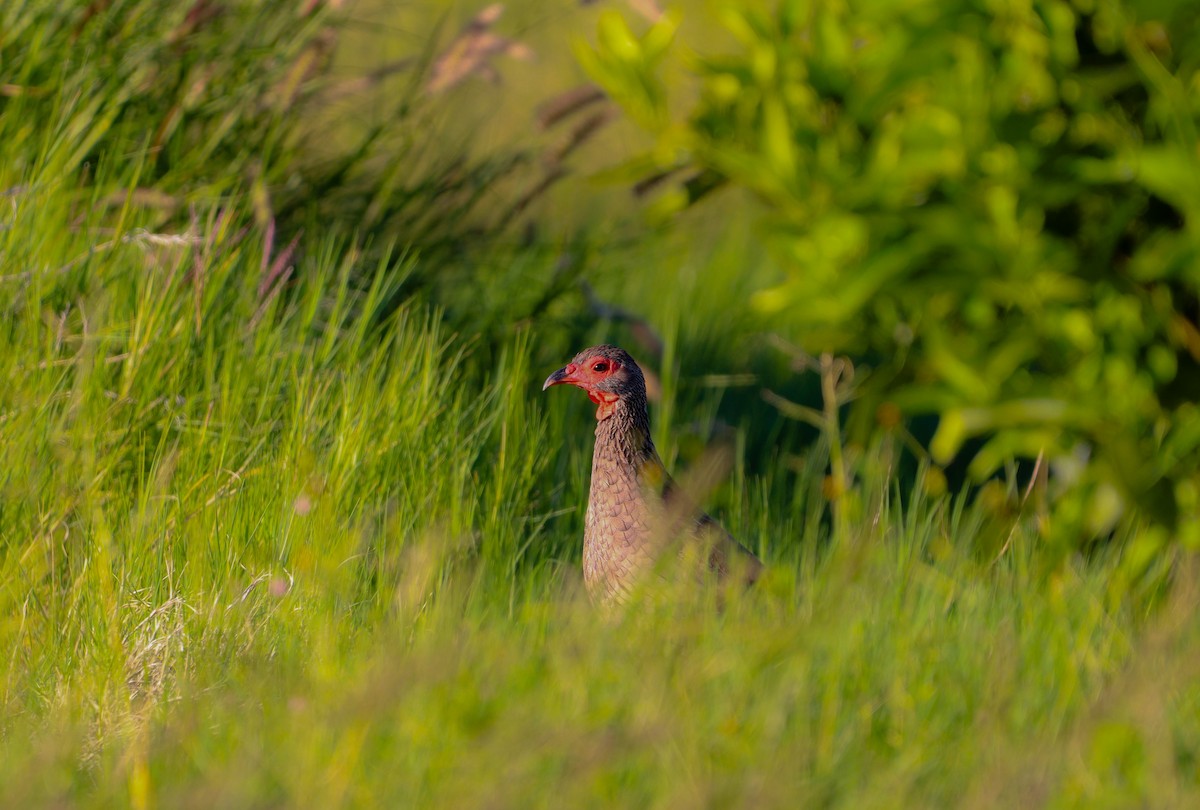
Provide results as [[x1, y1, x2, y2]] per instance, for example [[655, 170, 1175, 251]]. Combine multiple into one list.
[[543, 344, 764, 603]]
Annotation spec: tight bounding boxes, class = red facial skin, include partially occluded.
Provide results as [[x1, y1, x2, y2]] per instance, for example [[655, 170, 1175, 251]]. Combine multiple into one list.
[[543, 355, 624, 420]]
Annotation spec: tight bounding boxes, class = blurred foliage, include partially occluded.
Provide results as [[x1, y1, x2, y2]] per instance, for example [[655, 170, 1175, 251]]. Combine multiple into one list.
[[3, 0, 334, 206], [0, 0, 564, 299], [579, 0, 1200, 552]]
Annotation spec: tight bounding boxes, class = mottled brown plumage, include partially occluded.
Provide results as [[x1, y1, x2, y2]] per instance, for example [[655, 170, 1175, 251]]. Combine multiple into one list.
[[543, 345, 763, 603]]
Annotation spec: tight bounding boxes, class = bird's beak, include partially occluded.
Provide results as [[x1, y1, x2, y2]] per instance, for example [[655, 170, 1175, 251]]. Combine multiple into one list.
[[542, 366, 576, 391]]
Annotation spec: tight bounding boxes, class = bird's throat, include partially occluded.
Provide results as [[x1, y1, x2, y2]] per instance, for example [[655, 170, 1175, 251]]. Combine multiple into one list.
[[589, 390, 621, 421]]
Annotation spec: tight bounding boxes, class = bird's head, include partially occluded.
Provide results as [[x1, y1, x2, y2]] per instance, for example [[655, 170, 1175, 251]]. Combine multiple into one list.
[[542, 344, 646, 421]]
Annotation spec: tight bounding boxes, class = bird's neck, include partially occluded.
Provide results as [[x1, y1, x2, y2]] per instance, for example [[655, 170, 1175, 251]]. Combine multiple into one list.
[[593, 398, 657, 471]]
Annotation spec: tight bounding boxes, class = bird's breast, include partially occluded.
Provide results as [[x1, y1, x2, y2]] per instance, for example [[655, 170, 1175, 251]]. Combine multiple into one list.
[[582, 448, 660, 601]]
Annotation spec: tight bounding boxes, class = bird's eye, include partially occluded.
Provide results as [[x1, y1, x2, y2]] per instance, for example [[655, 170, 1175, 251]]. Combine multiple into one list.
[[593, 362, 608, 373]]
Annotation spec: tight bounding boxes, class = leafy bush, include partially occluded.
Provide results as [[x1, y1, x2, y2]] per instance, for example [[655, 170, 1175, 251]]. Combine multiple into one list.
[[578, 0, 1200, 554]]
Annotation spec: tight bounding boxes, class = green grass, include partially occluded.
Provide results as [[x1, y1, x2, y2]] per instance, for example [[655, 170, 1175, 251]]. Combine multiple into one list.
[[3, 3, 1200, 808]]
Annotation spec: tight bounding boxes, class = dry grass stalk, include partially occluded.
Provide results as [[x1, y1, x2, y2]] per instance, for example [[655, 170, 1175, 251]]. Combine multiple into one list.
[[426, 4, 533, 95]]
